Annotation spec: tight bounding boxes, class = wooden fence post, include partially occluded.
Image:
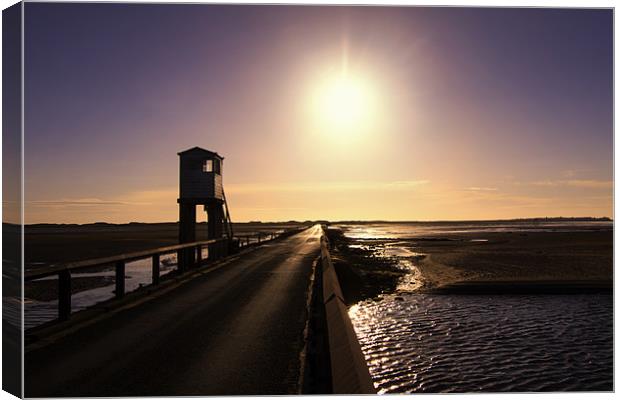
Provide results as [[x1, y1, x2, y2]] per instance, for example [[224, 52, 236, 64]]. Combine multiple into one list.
[[152, 254, 160, 285], [115, 261, 125, 298], [207, 242, 213, 261], [177, 250, 184, 273]]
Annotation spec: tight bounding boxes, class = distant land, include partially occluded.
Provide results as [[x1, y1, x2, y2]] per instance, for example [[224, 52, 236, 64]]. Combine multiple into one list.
[[330, 217, 613, 225], [17, 216, 613, 228]]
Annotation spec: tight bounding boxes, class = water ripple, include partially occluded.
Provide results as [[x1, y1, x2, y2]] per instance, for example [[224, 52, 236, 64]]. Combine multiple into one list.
[[349, 293, 612, 392]]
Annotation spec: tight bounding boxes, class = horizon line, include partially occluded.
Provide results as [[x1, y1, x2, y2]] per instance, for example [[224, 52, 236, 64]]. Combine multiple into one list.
[[13, 216, 614, 227]]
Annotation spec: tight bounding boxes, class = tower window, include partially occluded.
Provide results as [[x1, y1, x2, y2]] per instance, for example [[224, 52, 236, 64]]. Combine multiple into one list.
[[203, 159, 213, 172]]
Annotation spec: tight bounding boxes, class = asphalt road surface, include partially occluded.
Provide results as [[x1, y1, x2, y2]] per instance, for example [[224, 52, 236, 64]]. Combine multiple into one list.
[[25, 225, 323, 397]]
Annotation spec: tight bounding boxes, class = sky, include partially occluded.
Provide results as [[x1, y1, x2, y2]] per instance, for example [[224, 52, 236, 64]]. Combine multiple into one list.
[[21, 4, 613, 224]]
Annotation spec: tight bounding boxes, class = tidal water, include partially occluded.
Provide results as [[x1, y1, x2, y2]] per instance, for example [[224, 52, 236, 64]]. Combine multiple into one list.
[[341, 222, 613, 393], [340, 220, 612, 239], [350, 293, 612, 393]]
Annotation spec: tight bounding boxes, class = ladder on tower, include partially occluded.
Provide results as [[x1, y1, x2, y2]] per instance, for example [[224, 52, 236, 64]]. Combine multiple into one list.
[[222, 188, 234, 239]]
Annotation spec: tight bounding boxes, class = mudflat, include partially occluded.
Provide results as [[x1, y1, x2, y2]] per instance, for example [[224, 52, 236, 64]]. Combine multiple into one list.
[[413, 230, 612, 291], [327, 225, 612, 300]]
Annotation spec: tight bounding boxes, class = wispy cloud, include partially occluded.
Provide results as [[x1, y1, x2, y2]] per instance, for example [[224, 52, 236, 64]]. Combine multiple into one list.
[[385, 180, 430, 188], [226, 180, 430, 194], [561, 169, 594, 178], [529, 179, 613, 189], [235, 207, 308, 212], [28, 197, 152, 208], [464, 187, 498, 192], [30, 198, 130, 207], [457, 191, 553, 206]]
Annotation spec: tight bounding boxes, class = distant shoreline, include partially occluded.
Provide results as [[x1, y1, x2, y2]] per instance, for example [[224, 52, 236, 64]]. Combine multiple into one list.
[[7, 216, 614, 228], [333, 216, 613, 224]]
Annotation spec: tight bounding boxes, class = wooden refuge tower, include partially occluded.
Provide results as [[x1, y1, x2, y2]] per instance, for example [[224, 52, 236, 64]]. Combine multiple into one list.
[[177, 147, 233, 244]]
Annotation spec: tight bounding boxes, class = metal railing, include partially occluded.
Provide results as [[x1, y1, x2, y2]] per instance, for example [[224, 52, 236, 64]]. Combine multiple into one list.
[[24, 226, 307, 324], [25, 238, 229, 322], [319, 232, 376, 394], [234, 225, 310, 247], [236, 231, 282, 247]]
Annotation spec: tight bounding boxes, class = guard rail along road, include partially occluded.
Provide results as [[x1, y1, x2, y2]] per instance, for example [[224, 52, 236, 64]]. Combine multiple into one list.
[[319, 230, 376, 394], [24, 228, 303, 324]]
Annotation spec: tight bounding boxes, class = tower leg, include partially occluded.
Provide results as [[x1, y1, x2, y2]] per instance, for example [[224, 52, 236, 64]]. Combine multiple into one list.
[[179, 203, 196, 243], [178, 203, 196, 269], [206, 202, 224, 239]]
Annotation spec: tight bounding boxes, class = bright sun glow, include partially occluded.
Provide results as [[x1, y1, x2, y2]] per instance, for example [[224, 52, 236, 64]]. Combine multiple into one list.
[[311, 73, 376, 137]]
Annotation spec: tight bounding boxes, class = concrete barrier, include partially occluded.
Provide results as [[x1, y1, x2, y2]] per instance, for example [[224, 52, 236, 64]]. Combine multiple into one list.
[[320, 233, 376, 394]]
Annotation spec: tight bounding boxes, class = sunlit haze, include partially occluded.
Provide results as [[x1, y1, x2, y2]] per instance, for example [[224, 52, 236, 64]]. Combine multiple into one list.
[[19, 4, 613, 224], [312, 73, 376, 137]]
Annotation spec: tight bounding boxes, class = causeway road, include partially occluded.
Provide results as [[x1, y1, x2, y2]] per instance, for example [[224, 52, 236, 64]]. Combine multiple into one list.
[[25, 224, 323, 397]]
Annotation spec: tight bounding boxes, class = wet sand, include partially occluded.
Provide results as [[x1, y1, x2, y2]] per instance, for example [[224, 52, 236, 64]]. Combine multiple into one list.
[[327, 226, 612, 301], [326, 228, 406, 303], [414, 230, 612, 292]]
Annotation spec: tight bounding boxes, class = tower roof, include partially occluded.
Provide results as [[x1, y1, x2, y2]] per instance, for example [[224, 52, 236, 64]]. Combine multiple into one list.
[[177, 146, 224, 159]]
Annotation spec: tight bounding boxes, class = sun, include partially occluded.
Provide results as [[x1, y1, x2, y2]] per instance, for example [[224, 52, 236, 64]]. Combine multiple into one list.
[[311, 72, 376, 137]]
